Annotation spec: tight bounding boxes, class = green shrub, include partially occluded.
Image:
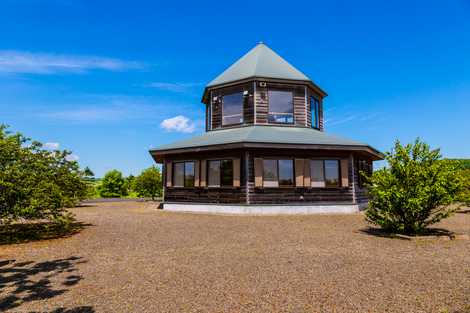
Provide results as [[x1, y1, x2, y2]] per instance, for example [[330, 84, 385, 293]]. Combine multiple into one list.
[[365, 139, 465, 234], [98, 170, 128, 198], [134, 166, 162, 200]]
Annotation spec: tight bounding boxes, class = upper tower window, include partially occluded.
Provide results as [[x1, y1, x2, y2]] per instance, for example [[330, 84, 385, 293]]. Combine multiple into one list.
[[268, 90, 294, 124], [311, 96, 320, 129], [222, 92, 244, 125]]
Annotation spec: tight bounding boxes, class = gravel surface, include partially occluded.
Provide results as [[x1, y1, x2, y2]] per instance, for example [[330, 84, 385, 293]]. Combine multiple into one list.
[[1, 201, 469, 313]]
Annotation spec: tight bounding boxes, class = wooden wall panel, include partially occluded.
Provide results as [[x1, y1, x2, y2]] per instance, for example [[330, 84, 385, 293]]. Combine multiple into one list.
[[295, 158, 304, 187], [255, 85, 268, 124], [341, 159, 349, 187], [293, 87, 306, 126], [165, 161, 172, 187], [233, 158, 240, 187]]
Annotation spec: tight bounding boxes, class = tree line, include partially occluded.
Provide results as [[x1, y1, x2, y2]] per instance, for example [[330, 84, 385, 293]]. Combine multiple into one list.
[[90, 167, 162, 200]]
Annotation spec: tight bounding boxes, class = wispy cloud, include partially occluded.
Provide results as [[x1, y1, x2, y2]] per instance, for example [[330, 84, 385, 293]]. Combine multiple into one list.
[[326, 112, 382, 127], [146, 82, 201, 93], [43, 142, 60, 150], [35, 95, 199, 126], [160, 115, 195, 133], [0, 50, 143, 74]]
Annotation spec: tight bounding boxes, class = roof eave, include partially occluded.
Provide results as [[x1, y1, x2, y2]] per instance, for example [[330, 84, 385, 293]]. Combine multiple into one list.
[[149, 142, 384, 163]]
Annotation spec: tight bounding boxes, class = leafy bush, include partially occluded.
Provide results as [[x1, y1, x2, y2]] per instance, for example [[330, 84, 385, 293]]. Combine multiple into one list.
[[0, 125, 88, 225], [98, 170, 128, 198], [134, 166, 162, 200], [365, 139, 465, 234], [459, 168, 470, 205]]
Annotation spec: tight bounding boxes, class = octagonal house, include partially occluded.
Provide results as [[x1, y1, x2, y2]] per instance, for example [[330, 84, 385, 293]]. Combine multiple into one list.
[[150, 43, 383, 214]]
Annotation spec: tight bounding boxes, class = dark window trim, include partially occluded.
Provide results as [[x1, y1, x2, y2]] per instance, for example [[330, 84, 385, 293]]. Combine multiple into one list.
[[310, 96, 320, 130], [309, 158, 342, 188], [262, 158, 295, 188], [323, 159, 340, 188], [173, 161, 195, 188], [207, 158, 234, 188], [221, 91, 245, 127], [267, 88, 295, 125]]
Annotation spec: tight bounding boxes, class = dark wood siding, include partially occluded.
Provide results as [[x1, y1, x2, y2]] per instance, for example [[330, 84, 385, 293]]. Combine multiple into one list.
[[210, 82, 254, 130], [255, 82, 268, 124], [164, 149, 247, 204], [163, 148, 370, 205]]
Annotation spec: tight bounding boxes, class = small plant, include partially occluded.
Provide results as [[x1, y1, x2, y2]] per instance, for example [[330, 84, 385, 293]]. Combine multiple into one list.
[[365, 138, 465, 235]]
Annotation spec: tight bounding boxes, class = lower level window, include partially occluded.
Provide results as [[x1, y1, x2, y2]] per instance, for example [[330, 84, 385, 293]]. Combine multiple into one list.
[[173, 161, 195, 187], [310, 159, 339, 187], [208, 159, 233, 187], [263, 159, 294, 187]]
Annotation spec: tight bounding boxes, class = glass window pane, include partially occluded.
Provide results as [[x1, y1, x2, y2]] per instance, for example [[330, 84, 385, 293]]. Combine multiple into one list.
[[184, 162, 195, 187], [311, 97, 319, 129], [278, 159, 294, 186], [268, 90, 294, 124], [263, 159, 278, 187], [310, 160, 325, 187], [208, 160, 221, 187], [220, 159, 233, 186], [173, 162, 184, 187], [222, 92, 244, 125], [324, 160, 339, 187]]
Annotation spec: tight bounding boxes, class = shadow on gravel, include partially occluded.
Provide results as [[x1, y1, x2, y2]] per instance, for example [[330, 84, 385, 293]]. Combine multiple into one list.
[[0, 222, 92, 245], [0, 256, 88, 311], [359, 227, 453, 239], [43, 306, 95, 313]]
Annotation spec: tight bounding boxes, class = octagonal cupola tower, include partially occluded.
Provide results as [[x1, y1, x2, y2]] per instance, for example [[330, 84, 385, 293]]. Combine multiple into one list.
[[202, 42, 327, 131], [150, 42, 383, 215]]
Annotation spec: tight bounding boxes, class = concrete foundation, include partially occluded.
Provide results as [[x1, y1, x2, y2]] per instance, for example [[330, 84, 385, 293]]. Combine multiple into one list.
[[163, 203, 361, 215]]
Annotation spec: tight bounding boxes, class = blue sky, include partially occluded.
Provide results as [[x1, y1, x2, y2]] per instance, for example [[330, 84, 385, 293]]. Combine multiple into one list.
[[1, 0, 469, 177]]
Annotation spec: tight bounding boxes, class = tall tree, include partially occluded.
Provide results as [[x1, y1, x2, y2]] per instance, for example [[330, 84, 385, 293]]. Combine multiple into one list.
[[0, 125, 88, 224]]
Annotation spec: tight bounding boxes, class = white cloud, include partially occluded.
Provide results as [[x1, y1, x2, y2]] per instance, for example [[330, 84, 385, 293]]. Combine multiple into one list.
[[43, 142, 60, 150], [146, 82, 200, 93], [0, 50, 143, 74], [65, 154, 79, 162], [160, 115, 195, 133]]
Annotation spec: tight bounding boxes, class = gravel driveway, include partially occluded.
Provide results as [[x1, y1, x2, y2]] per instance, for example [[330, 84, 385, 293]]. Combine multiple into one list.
[[1, 201, 469, 313]]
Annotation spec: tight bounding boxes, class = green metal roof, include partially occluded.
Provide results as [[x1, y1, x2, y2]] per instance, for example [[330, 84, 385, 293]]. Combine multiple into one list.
[[207, 43, 311, 87], [150, 126, 383, 159]]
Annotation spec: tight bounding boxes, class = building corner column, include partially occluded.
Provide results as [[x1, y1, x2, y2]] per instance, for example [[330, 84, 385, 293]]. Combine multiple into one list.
[[350, 154, 357, 204], [245, 151, 250, 204]]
